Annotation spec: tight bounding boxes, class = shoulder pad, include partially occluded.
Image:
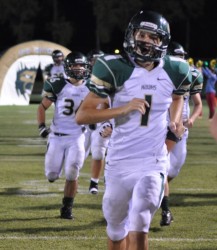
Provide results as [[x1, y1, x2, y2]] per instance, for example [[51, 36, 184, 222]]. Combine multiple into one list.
[[88, 54, 134, 97], [43, 77, 67, 96], [163, 55, 192, 95]]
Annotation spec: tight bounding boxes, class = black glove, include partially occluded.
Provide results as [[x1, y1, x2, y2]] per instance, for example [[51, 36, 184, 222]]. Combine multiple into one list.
[[89, 124, 97, 130], [166, 126, 182, 143], [38, 123, 50, 138], [99, 121, 113, 137]]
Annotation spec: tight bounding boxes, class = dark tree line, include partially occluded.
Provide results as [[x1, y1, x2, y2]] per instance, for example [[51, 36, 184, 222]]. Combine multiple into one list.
[[1, 0, 216, 58]]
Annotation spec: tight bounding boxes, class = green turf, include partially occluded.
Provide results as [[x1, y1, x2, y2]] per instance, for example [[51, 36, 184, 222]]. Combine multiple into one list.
[[0, 103, 217, 250]]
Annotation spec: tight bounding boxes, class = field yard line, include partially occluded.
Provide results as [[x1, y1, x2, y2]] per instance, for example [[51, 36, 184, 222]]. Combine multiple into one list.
[[0, 236, 216, 241], [0, 158, 44, 162]]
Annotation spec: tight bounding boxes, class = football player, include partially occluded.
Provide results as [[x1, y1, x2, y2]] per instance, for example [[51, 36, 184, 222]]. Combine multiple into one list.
[[202, 59, 217, 119], [37, 51, 91, 219], [160, 41, 203, 226], [76, 10, 191, 250], [44, 49, 67, 80], [84, 49, 112, 194], [87, 49, 104, 68]]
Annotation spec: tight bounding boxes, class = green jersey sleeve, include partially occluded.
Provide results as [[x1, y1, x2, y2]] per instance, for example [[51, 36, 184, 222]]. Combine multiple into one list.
[[190, 67, 203, 95], [163, 55, 192, 95], [86, 55, 134, 98], [43, 77, 67, 102], [44, 64, 53, 77]]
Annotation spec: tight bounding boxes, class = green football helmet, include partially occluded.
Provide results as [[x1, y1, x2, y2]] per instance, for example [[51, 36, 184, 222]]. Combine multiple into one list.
[[123, 10, 171, 63]]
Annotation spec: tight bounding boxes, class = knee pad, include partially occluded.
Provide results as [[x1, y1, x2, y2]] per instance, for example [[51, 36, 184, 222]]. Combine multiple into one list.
[[91, 146, 106, 160], [107, 223, 128, 242], [65, 165, 79, 181], [129, 206, 151, 232], [103, 195, 129, 241], [129, 175, 163, 232], [168, 166, 180, 178], [169, 154, 185, 178], [46, 172, 59, 182]]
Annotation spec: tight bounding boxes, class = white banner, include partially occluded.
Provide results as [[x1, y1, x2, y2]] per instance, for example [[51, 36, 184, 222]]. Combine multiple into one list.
[[0, 40, 71, 105]]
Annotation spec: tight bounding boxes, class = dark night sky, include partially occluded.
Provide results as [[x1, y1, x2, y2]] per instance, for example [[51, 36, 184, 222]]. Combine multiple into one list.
[[64, 0, 217, 61], [60, 0, 96, 54], [1, 0, 217, 60]]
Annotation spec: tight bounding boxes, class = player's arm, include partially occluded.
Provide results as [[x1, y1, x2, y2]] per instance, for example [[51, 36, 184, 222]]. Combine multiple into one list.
[[43, 64, 52, 80], [184, 93, 202, 128], [169, 93, 184, 133], [166, 94, 185, 152], [76, 92, 149, 125], [37, 97, 53, 138]]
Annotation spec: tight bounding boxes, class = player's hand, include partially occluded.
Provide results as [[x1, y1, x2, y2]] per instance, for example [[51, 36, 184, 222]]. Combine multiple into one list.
[[124, 98, 150, 115], [99, 121, 113, 138], [183, 119, 193, 129], [169, 121, 186, 140], [38, 123, 50, 138]]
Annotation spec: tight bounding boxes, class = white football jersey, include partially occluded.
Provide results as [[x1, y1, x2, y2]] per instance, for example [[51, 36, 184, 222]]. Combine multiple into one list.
[[108, 65, 173, 161], [50, 64, 67, 78], [87, 54, 192, 162], [43, 77, 89, 135]]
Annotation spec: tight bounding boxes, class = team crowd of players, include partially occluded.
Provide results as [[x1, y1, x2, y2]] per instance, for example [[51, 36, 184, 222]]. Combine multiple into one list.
[[36, 9, 216, 250]]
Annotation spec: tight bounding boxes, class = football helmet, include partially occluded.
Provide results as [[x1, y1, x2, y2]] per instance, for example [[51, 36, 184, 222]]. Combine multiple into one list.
[[210, 59, 216, 70], [187, 57, 194, 66], [52, 50, 64, 64], [87, 49, 104, 66], [64, 52, 91, 80], [195, 60, 203, 68], [123, 10, 171, 63], [167, 41, 187, 58]]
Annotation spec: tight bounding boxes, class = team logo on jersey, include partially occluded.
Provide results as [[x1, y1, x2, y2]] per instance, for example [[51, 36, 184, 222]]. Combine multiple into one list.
[[141, 84, 157, 91]]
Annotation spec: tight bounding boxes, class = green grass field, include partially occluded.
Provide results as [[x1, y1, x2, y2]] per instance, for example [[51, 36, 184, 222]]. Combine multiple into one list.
[[0, 103, 217, 250]]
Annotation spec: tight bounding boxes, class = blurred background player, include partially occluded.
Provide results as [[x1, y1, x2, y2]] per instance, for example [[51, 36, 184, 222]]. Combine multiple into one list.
[[202, 59, 217, 120], [44, 49, 67, 80], [195, 59, 203, 73], [87, 49, 104, 68], [187, 57, 195, 68], [37, 51, 91, 219], [195, 59, 204, 118], [160, 41, 203, 226], [210, 110, 217, 140], [84, 49, 112, 194]]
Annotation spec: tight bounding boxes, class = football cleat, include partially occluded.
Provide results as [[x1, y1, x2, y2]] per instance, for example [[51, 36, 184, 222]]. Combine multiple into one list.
[[60, 206, 73, 220], [160, 210, 174, 226], [89, 180, 98, 195]]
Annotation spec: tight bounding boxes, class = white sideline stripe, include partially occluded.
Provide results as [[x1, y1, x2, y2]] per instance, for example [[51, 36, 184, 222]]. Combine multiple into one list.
[[0, 158, 44, 162], [0, 236, 216, 241], [150, 238, 217, 242]]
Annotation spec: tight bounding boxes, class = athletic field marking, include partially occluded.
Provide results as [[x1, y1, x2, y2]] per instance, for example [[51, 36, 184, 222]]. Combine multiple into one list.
[[0, 158, 45, 162], [0, 236, 216, 242]]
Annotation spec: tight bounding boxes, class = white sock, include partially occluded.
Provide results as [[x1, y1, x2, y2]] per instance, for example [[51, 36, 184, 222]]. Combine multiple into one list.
[[91, 178, 99, 183]]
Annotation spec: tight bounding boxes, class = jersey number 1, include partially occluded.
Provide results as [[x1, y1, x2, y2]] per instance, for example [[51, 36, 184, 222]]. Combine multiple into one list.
[[141, 95, 152, 126]]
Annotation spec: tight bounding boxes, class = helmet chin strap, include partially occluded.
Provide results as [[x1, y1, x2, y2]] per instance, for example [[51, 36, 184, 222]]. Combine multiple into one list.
[[135, 58, 155, 70]]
